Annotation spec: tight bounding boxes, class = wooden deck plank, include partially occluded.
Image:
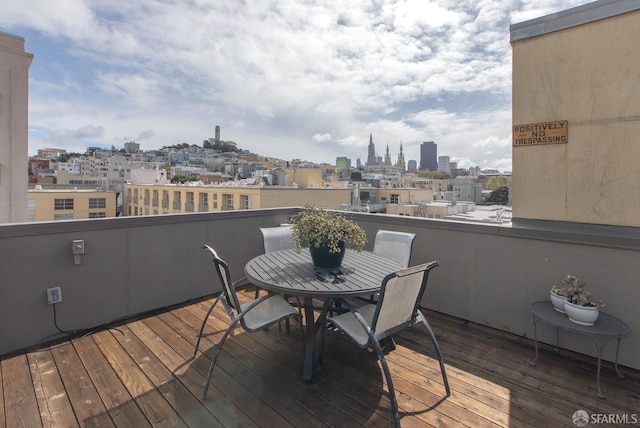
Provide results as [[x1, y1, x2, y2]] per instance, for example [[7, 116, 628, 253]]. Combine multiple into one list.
[[425, 311, 639, 418], [27, 349, 77, 427], [2, 291, 638, 428], [182, 298, 399, 427], [117, 319, 225, 428], [142, 310, 300, 428], [1, 354, 41, 428], [71, 335, 152, 428], [168, 303, 389, 427], [50, 341, 116, 427], [117, 320, 258, 428], [190, 296, 462, 428], [90, 330, 186, 427]]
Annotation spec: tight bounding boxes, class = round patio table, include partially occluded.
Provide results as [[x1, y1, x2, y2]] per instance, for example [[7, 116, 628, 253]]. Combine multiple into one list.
[[245, 248, 404, 381]]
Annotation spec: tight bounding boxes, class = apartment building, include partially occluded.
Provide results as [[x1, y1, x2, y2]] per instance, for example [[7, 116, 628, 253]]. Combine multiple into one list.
[[0, 32, 32, 223], [27, 188, 117, 221], [124, 184, 353, 216], [124, 182, 436, 216], [511, 0, 640, 227]]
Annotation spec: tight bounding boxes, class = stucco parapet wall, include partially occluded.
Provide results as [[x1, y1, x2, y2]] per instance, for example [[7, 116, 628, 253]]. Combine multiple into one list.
[[506, 219, 640, 251], [3, 209, 639, 251], [510, 0, 640, 42], [352, 212, 640, 251], [0, 207, 299, 238]]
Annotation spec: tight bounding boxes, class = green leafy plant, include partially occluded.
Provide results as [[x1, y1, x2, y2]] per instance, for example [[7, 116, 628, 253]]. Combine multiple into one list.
[[289, 203, 367, 253], [555, 275, 605, 308]]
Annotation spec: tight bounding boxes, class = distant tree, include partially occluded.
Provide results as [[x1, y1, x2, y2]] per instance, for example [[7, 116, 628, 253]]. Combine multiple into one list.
[[486, 186, 509, 205], [170, 175, 194, 183], [485, 175, 512, 191], [203, 139, 213, 149], [58, 154, 70, 162], [220, 141, 238, 152], [416, 170, 446, 179]]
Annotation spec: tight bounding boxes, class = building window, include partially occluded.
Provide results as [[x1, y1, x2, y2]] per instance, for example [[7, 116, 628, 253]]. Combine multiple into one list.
[[390, 194, 400, 204], [89, 212, 106, 218], [198, 193, 209, 212], [223, 194, 234, 210], [89, 198, 106, 209], [213, 193, 218, 209], [54, 198, 74, 210], [27, 199, 36, 211], [240, 195, 251, 210], [54, 213, 74, 220]]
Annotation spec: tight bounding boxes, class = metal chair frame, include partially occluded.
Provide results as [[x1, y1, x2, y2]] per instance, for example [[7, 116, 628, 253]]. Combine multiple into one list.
[[194, 245, 301, 399]]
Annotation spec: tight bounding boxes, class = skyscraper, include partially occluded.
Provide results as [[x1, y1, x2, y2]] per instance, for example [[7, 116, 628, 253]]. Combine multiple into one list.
[[420, 141, 437, 171], [438, 156, 451, 175], [366, 133, 376, 167]]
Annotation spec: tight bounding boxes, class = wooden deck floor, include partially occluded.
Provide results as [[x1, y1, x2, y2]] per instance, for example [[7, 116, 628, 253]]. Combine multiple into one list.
[[2, 288, 638, 427]]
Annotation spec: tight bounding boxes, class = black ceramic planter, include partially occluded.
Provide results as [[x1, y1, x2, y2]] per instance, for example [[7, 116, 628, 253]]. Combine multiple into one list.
[[309, 240, 345, 269]]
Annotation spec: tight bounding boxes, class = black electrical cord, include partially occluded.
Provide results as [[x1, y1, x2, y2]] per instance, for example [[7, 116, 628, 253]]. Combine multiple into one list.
[[3, 294, 208, 358], [52, 303, 71, 334]]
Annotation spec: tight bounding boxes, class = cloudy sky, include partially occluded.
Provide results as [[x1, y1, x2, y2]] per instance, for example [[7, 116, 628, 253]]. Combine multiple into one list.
[[1, 0, 589, 171]]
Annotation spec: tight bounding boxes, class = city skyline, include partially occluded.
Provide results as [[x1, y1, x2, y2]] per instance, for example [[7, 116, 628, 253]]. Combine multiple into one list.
[[1, 1, 589, 171]]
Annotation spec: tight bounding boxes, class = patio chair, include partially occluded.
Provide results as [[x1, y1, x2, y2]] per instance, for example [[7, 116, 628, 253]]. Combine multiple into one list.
[[373, 229, 416, 268], [256, 225, 294, 297], [259, 225, 301, 331], [363, 229, 416, 303], [194, 244, 301, 400], [319, 261, 450, 427], [260, 225, 293, 253]]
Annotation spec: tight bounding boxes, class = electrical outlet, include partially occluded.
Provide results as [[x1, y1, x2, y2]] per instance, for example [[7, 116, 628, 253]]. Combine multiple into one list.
[[47, 287, 62, 304]]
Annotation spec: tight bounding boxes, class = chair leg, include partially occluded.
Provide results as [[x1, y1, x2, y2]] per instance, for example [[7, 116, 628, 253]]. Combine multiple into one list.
[[202, 317, 240, 400], [371, 338, 401, 428], [418, 312, 450, 396], [193, 294, 222, 359]]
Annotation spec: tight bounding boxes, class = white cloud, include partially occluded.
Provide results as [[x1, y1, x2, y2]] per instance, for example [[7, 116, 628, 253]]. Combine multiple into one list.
[[1, 0, 591, 170]]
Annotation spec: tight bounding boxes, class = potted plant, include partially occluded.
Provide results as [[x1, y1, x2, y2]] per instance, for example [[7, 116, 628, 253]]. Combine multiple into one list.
[[289, 203, 367, 269], [555, 275, 605, 326], [549, 285, 566, 313]]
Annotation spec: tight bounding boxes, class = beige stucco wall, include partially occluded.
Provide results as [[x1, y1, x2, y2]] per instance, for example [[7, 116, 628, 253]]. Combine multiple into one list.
[[511, 9, 640, 226], [0, 32, 33, 224], [282, 168, 323, 187], [28, 190, 117, 221], [124, 184, 353, 214]]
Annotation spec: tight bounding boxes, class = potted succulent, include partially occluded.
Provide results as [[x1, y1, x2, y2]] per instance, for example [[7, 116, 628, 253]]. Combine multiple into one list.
[[554, 275, 605, 326], [289, 203, 367, 269], [550, 285, 567, 313]]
